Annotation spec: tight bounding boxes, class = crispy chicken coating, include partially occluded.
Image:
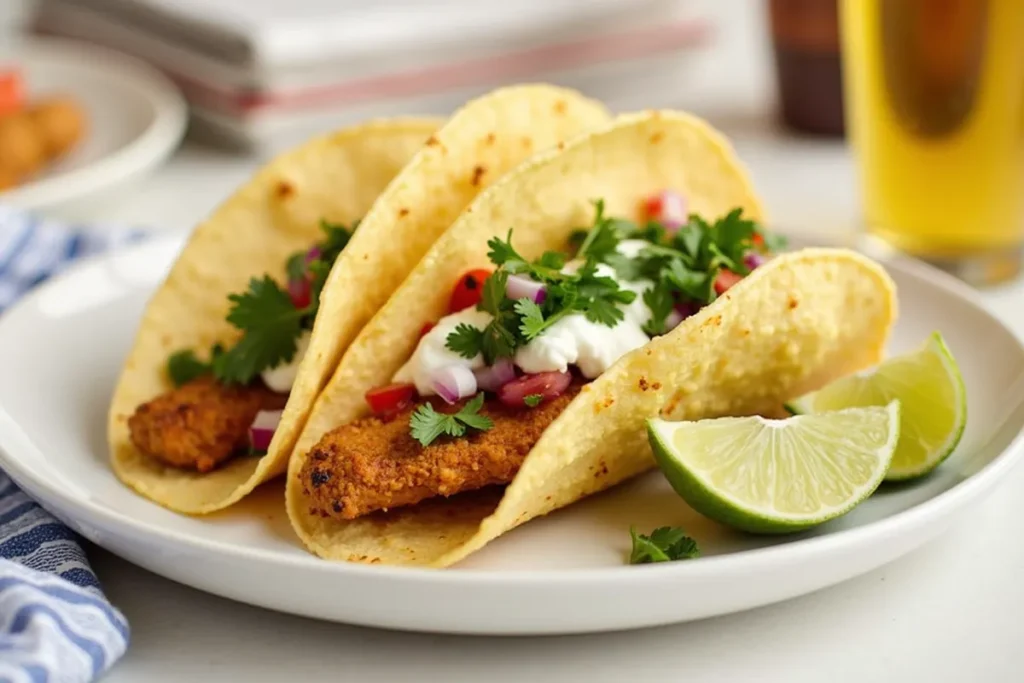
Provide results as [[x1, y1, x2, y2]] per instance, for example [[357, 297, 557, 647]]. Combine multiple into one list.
[[300, 385, 583, 520], [128, 377, 284, 473]]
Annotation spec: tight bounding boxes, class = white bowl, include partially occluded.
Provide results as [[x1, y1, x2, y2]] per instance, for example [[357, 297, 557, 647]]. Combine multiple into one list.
[[0, 37, 187, 214]]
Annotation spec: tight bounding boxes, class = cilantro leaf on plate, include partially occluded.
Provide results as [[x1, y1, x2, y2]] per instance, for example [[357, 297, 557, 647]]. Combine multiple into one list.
[[523, 394, 543, 407], [409, 393, 494, 446], [629, 526, 700, 564]]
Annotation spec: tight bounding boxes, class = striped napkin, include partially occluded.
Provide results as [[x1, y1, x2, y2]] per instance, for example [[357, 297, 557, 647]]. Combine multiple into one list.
[[0, 210, 143, 682]]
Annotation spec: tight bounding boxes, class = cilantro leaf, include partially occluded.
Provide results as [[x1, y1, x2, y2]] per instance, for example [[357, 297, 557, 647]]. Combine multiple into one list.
[[629, 526, 700, 564], [318, 219, 355, 264], [167, 349, 211, 386], [477, 269, 508, 316], [641, 285, 675, 337], [409, 393, 494, 446], [486, 231, 528, 272], [212, 276, 306, 384], [445, 323, 485, 359], [409, 404, 453, 446], [574, 199, 635, 262], [523, 394, 543, 407], [514, 298, 548, 340], [453, 393, 494, 431], [285, 251, 307, 283]]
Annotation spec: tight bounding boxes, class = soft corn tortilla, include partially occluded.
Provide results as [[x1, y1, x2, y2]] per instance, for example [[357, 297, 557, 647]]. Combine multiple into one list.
[[286, 110, 897, 567], [109, 85, 611, 514]]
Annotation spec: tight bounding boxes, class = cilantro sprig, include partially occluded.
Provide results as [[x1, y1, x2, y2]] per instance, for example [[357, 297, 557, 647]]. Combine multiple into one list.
[[165, 219, 356, 387], [629, 526, 700, 564], [409, 393, 494, 446], [603, 206, 781, 336], [444, 226, 637, 364]]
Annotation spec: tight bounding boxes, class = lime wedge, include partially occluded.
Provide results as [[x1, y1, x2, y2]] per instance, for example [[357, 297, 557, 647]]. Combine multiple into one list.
[[647, 404, 900, 533], [788, 332, 965, 481]]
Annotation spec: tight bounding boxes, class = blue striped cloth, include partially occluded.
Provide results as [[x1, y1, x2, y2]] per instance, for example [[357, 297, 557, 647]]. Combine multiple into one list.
[[0, 210, 143, 682]]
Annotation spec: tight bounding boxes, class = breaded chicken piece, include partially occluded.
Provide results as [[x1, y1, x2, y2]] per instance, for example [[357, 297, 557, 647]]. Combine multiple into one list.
[[128, 377, 283, 473], [300, 384, 583, 520]]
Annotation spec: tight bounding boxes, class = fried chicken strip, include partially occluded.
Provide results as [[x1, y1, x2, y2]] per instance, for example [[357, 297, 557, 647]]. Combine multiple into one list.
[[128, 377, 284, 473], [300, 385, 583, 520]]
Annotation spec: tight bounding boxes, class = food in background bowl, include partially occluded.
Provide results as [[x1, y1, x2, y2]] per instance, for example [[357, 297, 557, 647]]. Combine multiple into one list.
[[0, 69, 88, 191]]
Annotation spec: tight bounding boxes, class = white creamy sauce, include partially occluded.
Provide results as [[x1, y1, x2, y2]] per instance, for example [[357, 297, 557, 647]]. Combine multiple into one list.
[[393, 240, 656, 395], [394, 308, 492, 394], [260, 330, 312, 393]]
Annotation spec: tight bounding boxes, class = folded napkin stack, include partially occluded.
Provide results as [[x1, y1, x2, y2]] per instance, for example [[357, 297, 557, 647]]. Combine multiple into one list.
[[31, 0, 711, 148]]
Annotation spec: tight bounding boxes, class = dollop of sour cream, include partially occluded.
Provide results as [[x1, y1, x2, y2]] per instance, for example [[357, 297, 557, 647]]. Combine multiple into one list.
[[393, 240, 657, 395], [260, 330, 312, 393], [394, 308, 491, 395]]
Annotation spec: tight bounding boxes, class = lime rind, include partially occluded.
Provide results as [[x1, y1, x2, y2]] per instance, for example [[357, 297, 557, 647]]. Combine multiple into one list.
[[647, 402, 900, 534], [789, 331, 965, 481]]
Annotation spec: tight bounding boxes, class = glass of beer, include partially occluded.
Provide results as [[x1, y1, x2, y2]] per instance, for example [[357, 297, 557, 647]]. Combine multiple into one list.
[[840, 0, 1024, 285]]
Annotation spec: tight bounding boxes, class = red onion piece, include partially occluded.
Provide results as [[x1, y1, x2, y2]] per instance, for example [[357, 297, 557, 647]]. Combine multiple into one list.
[[646, 190, 688, 232], [430, 365, 478, 404], [744, 251, 766, 270], [473, 358, 516, 393], [288, 276, 311, 309], [506, 274, 546, 304], [304, 246, 322, 264], [248, 409, 283, 451], [498, 371, 572, 407], [663, 309, 685, 331]]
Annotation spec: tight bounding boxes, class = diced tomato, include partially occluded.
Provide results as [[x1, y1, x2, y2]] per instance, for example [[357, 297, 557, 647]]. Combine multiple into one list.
[[498, 371, 572, 408], [0, 70, 24, 117], [365, 383, 417, 415], [752, 233, 765, 247], [714, 269, 743, 296], [419, 322, 435, 338], [449, 268, 492, 313], [642, 190, 687, 227], [288, 276, 311, 309]]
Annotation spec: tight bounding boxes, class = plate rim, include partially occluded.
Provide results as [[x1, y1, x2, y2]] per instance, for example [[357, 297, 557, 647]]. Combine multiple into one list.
[[0, 235, 1022, 586], [0, 36, 188, 210]]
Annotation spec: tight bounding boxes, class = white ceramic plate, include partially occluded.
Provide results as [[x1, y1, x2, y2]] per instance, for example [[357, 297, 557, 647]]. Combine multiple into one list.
[[0, 236, 1022, 635], [0, 37, 187, 213]]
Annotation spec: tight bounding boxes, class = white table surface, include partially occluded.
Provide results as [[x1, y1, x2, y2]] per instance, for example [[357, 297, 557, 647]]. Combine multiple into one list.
[[72, 121, 1024, 683]]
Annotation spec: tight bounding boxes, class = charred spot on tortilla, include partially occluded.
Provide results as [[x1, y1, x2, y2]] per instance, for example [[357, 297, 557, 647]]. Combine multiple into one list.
[[485, 133, 496, 145], [554, 99, 567, 114], [398, 207, 410, 217], [788, 296, 799, 309], [275, 180, 295, 199], [471, 165, 486, 186], [650, 131, 664, 144]]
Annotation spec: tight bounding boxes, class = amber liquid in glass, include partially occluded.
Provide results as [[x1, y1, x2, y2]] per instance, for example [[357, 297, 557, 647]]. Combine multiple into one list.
[[841, 0, 1024, 280]]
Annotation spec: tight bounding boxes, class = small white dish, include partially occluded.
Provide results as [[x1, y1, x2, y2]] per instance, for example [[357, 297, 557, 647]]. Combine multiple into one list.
[[0, 235, 1021, 635], [0, 37, 187, 213]]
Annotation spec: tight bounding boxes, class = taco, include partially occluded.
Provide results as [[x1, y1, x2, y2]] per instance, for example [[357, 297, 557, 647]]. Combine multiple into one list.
[[284, 110, 898, 568], [108, 85, 612, 514]]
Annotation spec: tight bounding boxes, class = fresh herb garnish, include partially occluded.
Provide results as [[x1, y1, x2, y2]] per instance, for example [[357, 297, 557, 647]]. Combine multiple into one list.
[[629, 526, 700, 564], [444, 201, 780, 362], [445, 227, 636, 363], [166, 219, 356, 386], [167, 350, 211, 386], [523, 394, 543, 407], [409, 393, 495, 446]]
